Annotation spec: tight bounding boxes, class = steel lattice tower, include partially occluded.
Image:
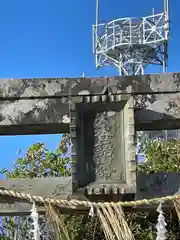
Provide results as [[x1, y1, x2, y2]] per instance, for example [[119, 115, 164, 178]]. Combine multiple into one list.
[[93, 0, 170, 76]]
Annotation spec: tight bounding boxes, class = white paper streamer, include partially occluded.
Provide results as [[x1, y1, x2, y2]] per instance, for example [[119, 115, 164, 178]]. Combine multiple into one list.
[[30, 202, 41, 240], [156, 202, 167, 240], [89, 203, 95, 217]]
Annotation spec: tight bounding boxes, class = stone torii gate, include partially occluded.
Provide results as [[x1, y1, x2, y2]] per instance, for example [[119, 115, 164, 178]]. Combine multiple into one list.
[[0, 72, 180, 216]]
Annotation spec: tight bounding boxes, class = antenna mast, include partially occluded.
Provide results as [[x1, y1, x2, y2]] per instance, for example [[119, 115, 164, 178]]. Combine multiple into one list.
[[96, 0, 99, 27], [94, 0, 100, 67], [164, 0, 169, 14]]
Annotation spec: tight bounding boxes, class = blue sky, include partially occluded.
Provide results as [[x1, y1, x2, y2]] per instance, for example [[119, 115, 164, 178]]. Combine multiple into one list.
[[0, 0, 179, 170]]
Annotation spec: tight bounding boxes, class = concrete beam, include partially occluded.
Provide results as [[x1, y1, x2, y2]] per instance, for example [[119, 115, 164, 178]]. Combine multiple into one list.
[[0, 73, 179, 99], [0, 73, 179, 135], [135, 93, 180, 130], [0, 177, 72, 215], [0, 173, 179, 215], [0, 94, 179, 134], [0, 94, 180, 135], [0, 76, 106, 135]]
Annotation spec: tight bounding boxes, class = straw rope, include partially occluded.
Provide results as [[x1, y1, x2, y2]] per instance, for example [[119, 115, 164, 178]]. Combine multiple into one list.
[[0, 188, 179, 209], [45, 204, 71, 240], [97, 203, 135, 240], [1, 188, 180, 240]]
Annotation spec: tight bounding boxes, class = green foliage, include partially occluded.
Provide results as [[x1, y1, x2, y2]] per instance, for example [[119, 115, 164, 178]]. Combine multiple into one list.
[[138, 139, 180, 174], [127, 213, 157, 239], [0, 140, 72, 239], [0, 142, 71, 178], [132, 138, 180, 239], [63, 215, 103, 240], [127, 211, 180, 240], [1, 136, 180, 239], [0, 137, 101, 240]]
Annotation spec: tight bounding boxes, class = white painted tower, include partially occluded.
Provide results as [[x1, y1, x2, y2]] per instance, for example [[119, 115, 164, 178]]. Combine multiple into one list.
[[93, 0, 170, 76]]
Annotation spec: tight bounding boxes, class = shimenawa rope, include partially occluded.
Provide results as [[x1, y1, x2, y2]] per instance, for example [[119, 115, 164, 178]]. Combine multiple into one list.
[[0, 188, 179, 209]]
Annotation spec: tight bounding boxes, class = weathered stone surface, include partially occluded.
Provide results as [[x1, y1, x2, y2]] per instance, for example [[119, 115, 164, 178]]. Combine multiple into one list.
[[0, 73, 179, 134], [136, 173, 180, 199], [0, 73, 179, 99], [0, 177, 72, 198], [0, 177, 72, 215], [0, 99, 70, 134], [0, 77, 106, 134], [135, 93, 180, 130], [108, 72, 180, 93], [0, 73, 179, 215], [70, 97, 136, 195], [0, 174, 179, 215], [0, 77, 107, 98], [0, 95, 179, 134], [0, 73, 180, 135]]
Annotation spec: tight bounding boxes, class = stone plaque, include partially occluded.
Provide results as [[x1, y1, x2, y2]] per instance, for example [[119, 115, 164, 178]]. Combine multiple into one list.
[[70, 96, 136, 195], [93, 110, 125, 182]]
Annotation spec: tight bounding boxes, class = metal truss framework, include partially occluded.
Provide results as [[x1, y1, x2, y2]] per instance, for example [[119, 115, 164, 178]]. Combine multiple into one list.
[[93, 2, 170, 76]]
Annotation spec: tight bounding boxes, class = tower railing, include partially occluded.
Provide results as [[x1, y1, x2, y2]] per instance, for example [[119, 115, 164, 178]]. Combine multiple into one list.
[[93, 9, 169, 75]]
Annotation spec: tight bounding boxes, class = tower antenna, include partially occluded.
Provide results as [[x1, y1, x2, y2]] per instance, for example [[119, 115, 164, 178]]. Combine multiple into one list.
[[96, 0, 99, 27], [93, 0, 170, 75], [164, 0, 169, 14]]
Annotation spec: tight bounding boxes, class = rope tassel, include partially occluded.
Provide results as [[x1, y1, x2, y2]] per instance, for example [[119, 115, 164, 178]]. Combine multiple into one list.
[[156, 202, 167, 240]]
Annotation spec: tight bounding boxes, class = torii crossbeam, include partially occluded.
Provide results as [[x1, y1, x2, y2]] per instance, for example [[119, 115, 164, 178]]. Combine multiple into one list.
[[0, 72, 180, 215]]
